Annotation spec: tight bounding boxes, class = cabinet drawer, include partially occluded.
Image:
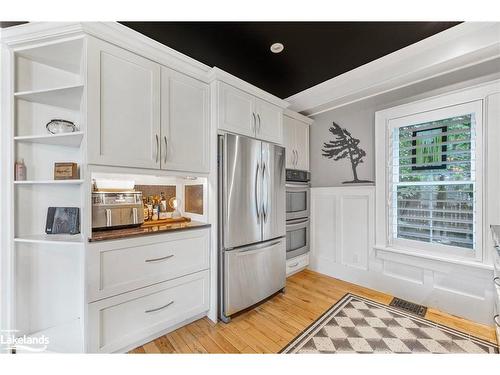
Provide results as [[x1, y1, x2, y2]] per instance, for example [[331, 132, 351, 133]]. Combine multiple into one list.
[[286, 253, 309, 277], [88, 228, 209, 301], [88, 270, 209, 353]]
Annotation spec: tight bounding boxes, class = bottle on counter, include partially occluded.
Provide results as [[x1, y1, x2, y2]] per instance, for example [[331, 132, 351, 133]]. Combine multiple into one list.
[[151, 196, 159, 221], [14, 159, 27, 181], [159, 192, 168, 220], [147, 196, 153, 221], [143, 197, 149, 222]]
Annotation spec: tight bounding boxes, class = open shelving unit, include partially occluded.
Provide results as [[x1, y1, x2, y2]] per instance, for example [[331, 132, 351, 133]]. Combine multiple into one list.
[[14, 179, 84, 185], [14, 131, 84, 147], [11, 37, 86, 353]]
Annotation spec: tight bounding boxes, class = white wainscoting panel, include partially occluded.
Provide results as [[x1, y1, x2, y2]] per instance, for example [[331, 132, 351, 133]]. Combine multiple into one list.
[[310, 186, 495, 325], [339, 194, 370, 270]]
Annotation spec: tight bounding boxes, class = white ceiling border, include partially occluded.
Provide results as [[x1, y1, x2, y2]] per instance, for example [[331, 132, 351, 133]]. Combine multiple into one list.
[[285, 22, 500, 116]]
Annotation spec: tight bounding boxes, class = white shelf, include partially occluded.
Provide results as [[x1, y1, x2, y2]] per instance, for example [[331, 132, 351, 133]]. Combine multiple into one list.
[[16, 318, 83, 353], [14, 179, 84, 185], [16, 38, 83, 75], [14, 234, 84, 245], [14, 84, 84, 110], [14, 131, 84, 147]]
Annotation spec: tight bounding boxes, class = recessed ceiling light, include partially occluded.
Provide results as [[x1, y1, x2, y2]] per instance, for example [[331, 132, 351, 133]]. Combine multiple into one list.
[[270, 42, 284, 54]]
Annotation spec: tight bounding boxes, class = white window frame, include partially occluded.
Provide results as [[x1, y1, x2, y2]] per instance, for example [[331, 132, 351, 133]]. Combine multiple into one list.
[[374, 84, 494, 264], [387, 101, 483, 260]]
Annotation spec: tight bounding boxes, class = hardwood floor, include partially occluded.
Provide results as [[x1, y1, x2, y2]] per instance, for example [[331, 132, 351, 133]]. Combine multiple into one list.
[[129, 269, 497, 353]]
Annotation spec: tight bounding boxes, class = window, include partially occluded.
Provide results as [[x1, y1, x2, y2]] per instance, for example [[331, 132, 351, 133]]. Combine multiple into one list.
[[386, 100, 483, 257]]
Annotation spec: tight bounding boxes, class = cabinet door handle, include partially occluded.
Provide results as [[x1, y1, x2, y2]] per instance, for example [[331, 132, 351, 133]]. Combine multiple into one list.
[[145, 254, 174, 263], [288, 262, 299, 268], [155, 134, 159, 163], [145, 300, 174, 314], [494, 277, 500, 287], [295, 149, 299, 166], [257, 113, 261, 133], [494, 315, 500, 328], [252, 113, 256, 134], [164, 136, 168, 164]]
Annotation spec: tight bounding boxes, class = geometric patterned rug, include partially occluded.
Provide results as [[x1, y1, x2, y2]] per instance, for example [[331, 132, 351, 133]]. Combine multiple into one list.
[[281, 294, 499, 354]]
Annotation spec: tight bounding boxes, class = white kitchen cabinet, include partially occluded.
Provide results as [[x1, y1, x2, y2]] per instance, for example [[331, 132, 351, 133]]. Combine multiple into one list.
[[283, 113, 311, 171], [255, 98, 283, 144], [218, 82, 256, 138], [295, 119, 309, 171], [161, 67, 210, 173], [286, 253, 309, 277], [283, 117, 295, 168], [87, 228, 210, 302], [87, 37, 161, 169], [218, 82, 283, 144], [88, 270, 209, 353]]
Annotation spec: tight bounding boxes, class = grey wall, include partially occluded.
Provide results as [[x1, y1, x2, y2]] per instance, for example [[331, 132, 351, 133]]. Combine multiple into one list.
[[309, 59, 500, 187], [311, 102, 375, 187]]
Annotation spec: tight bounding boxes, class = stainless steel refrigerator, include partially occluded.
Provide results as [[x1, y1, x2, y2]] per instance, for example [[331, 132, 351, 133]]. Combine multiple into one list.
[[218, 133, 286, 322]]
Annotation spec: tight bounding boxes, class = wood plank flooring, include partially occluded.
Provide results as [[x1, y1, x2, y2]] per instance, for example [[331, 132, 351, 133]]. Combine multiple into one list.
[[130, 269, 497, 353]]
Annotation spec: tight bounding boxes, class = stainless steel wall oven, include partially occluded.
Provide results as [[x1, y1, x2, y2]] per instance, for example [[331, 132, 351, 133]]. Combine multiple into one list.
[[285, 169, 310, 260]]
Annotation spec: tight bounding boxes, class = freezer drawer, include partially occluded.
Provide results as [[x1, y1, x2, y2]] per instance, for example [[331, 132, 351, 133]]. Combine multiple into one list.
[[223, 238, 285, 316]]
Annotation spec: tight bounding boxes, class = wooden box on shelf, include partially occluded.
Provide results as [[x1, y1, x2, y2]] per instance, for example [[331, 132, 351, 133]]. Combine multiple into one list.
[[54, 162, 79, 180]]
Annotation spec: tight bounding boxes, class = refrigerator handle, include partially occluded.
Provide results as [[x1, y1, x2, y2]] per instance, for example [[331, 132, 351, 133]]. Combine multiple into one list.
[[255, 162, 261, 224], [262, 161, 268, 223]]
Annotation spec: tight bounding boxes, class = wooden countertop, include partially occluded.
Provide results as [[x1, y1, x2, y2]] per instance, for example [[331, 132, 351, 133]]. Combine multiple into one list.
[[90, 220, 211, 242]]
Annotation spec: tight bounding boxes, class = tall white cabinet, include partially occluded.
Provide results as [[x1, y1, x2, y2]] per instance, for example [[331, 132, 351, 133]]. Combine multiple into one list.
[[87, 37, 209, 173], [283, 109, 313, 171], [87, 37, 161, 169]]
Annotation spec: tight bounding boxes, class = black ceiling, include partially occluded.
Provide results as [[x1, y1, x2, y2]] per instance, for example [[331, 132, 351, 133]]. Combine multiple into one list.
[[120, 22, 461, 98], [1, 21, 461, 98]]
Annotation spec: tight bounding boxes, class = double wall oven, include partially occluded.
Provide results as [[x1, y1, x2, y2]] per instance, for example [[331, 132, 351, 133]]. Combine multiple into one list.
[[286, 169, 310, 260]]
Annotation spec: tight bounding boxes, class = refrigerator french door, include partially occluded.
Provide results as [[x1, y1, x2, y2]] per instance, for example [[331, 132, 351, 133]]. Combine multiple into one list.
[[218, 133, 286, 322]]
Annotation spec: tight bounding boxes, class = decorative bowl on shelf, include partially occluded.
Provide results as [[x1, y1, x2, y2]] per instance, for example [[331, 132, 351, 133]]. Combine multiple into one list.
[[46, 119, 77, 134]]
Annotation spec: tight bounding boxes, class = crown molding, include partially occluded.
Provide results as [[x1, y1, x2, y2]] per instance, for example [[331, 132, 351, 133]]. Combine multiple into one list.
[[283, 108, 313, 125], [1, 22, 212, 82], [286, 22, 500, 116]]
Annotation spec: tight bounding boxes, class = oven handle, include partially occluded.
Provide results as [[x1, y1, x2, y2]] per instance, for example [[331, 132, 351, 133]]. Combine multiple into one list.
[[287, 218, 309, 225], [286, 183, 310, 188]]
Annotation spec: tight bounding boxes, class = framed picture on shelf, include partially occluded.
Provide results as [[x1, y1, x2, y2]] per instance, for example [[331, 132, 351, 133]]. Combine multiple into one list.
[[45, 207, 80, 235]]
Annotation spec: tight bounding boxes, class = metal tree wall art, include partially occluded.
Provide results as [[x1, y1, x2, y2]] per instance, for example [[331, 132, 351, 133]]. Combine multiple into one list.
[[322, 121, 373, 184]]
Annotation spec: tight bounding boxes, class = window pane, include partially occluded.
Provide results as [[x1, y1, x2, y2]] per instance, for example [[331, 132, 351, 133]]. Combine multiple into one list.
[[396, 114, 473, 182], [395, 184, 474, 249]]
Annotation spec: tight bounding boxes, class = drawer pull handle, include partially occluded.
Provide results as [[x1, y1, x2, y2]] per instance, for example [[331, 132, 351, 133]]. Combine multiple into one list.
[[494, 277, 500, 287], [494, 315, 500, 328], [145, 254, 174, 263], [145, 300, 174, 314], [288, 262, 299, 268]]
